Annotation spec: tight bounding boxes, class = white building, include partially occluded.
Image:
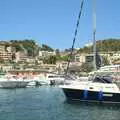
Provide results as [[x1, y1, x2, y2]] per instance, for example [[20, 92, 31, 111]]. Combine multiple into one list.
[[110, 52, 120, 61], [74, 53, 94, 65], [0, 42, 15, 60], [39, 50, 56, 57], [0, 64, 13, 72], [0, 51, 13, 60], [74, 51, 120, 65]]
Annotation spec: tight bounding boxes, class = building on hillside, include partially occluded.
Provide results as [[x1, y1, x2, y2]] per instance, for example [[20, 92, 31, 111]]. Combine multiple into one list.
[[15, 51, 28, 62], [110, 52, 120, 61], [74, 51, 120, 65], [39, 50, 56, 58], [0, 51, 13, 60], [74, 53, 94, 65], [100, 51, 120, 64], [0, 42, 16, 60], [0, 45, 5, 52], [0, 41, 15, 52], [26, 57, 36, 63], [56, 61, 68, 73], [6, 46, 16, 53], [0, 64, 13, 72]]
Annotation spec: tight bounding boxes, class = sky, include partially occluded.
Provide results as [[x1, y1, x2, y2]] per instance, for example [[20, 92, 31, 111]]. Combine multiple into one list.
[[0, 0, 120, 49]]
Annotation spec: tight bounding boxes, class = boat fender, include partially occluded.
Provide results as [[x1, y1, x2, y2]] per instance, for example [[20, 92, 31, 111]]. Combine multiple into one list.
[[83, 90, 88, 99], [98, 91, 103, 101]]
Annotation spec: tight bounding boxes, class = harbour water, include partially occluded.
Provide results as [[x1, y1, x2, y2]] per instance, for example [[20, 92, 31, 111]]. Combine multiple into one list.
[[0, 87, 120, 120]]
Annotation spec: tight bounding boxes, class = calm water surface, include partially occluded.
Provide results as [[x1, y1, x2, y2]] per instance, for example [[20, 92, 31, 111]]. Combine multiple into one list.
[[0, 87, 120, 120]]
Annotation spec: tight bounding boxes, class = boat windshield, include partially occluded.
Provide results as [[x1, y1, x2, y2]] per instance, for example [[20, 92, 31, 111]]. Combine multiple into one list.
[[48, 75, 64, 78], [93, 76, 112, 83], [88, 71, 120, 82]]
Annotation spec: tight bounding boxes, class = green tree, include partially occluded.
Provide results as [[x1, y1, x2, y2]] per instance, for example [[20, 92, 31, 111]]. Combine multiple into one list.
[[41, 44, 54, 51], [43, 56, 56, 64], [102, 56, 110, 66], [10, 39, 37, 56], [56, 55, 69, 61]]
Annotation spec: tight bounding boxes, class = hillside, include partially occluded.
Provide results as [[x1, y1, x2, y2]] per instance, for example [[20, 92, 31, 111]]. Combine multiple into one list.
[[78, 39, 120, 53], [10, 40, 38, 56], [10, 40, 54, 56]]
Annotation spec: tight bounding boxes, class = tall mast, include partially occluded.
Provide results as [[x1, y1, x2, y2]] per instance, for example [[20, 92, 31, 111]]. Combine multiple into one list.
[[93, 0, 97, 71], [65, 0, 84, 76]]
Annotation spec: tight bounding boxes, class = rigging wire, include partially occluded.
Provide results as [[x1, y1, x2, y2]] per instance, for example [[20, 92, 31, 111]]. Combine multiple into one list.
[[65, 0, 85, 76]]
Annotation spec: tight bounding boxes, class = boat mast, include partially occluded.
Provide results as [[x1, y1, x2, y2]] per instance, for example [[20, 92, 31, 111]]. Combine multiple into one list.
[[65, 0, 84, 76], [93, 0, 97, 71]]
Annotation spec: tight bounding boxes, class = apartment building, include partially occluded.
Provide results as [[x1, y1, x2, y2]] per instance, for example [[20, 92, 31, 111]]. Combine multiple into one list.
[[0, 42, 15, 60], [0, 51, 13, 60], [74, 51, 120, 65]]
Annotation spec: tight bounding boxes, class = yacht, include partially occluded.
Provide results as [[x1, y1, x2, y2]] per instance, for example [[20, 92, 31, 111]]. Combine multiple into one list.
[[46, 73, 65, 85], [60, 0, 120, 104], [0, 74, 30, 88], [27, 81, 36, 87], [33, 75, 50, 85], [60, 75, 120, 103]]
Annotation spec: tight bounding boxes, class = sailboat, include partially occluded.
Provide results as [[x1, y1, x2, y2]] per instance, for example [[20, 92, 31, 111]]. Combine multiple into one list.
[[60, 0, 120, 103]]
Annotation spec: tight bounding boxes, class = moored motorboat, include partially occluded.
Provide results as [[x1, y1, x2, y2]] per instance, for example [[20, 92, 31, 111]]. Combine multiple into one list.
[[0, 80, 29, 88], [46, 73, 65, 85], [0, 75, 30, 88], [60, 75, 120, 103], [60, 0, 120, 104], [27, 81, 36, 87]]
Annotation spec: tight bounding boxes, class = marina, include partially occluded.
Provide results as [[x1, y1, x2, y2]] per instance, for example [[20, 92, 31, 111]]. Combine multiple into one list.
[[0, 0, 119, 119], [0, 69, 67, 88]]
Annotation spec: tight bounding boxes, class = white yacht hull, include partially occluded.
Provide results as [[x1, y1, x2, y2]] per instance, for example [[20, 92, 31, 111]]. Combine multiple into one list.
[[61, 79, 120, 104], [0, 81, 29, 88]]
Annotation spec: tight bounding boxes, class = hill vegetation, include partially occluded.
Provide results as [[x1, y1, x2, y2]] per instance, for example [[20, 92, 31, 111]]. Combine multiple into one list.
[[78, 39, 120, 53], [9, 38, 120, 55], [10, 39, 54, 56]]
